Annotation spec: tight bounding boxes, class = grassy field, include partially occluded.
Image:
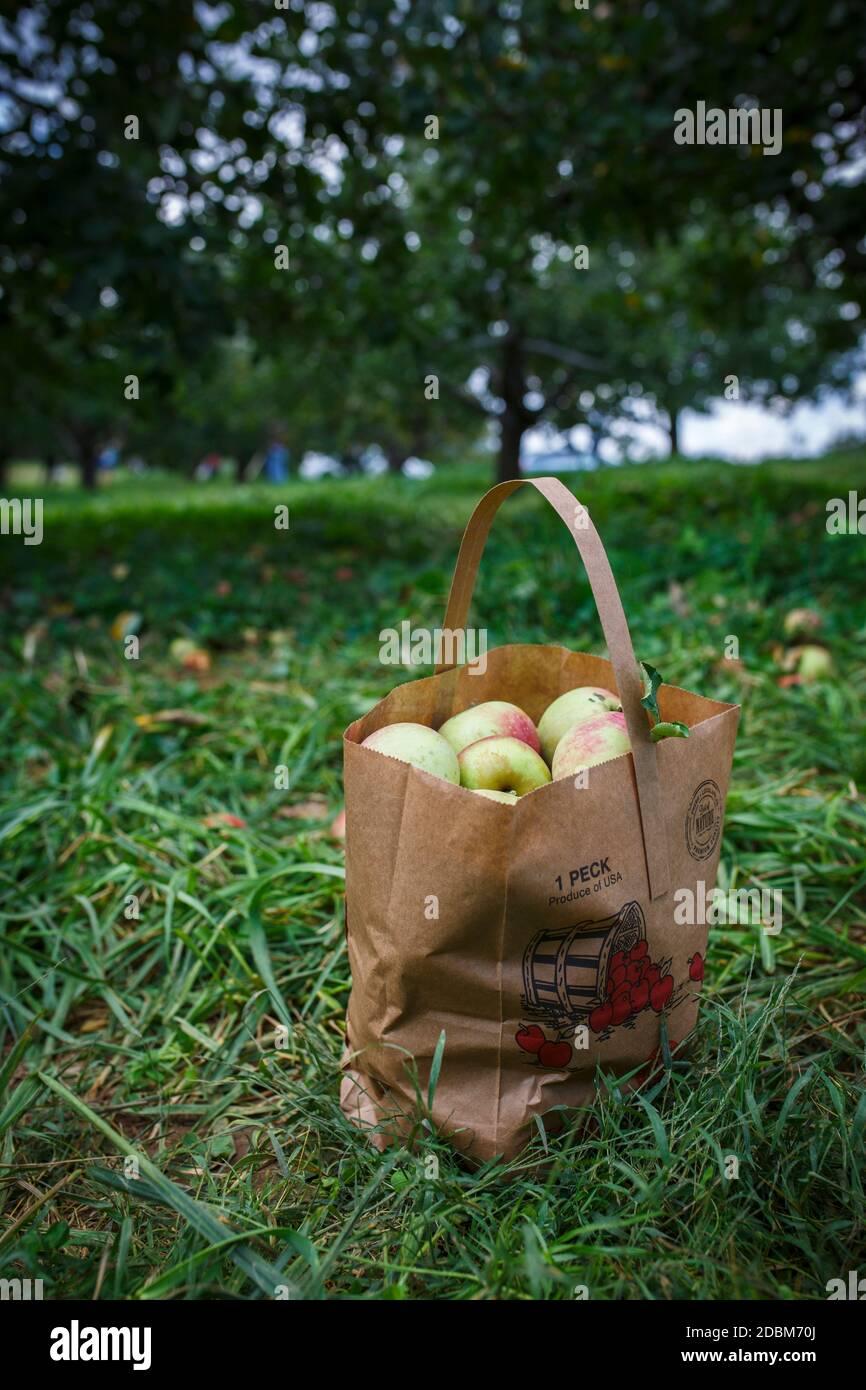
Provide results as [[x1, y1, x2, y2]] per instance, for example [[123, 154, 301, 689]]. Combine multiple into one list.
[[1, 452, 865, 1300]]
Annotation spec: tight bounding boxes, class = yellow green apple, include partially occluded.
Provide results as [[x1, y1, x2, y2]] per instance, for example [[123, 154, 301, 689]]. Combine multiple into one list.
[[438, 700, 540, 756], [360, 722, 459, 782], [796, 644, 833, 682], [551, 710, 631, 780], [458, 735, 551, 795], [538, 686, 621, 764]]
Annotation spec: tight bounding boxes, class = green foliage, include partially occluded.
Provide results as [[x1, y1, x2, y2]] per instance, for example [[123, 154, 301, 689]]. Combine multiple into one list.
[[2, 4, 864, 481]]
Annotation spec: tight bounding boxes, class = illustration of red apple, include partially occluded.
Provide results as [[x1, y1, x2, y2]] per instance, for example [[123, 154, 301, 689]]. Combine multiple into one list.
[[610, 949, 628, 973], [631, 979, 650, 1012], [611, 963, 627, 989], [650, 974, 674, 1012], [630, 940, 648, 961], [589, 1001, 614, 1033], [516, 1024, 546, 1054], [537, 1039, 573, 1068], [644, 963, 661, 988], [625, 961, 643, 986], [688, 952, 704, 982], [611, 991, 632, 1025]]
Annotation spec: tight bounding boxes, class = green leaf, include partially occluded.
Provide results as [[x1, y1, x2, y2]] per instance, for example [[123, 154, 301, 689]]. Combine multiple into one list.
[[427, 1029, 447, 1112], [0, 1075, 43, 1137], [635, 1092, 671, 1165], [650, 721, 690, 742], [0, 1018, 37, 1096], [639, 662, 664, 723]]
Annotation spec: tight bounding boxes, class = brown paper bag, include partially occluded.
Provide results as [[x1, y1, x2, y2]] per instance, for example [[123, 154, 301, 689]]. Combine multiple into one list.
[[340, 478, 739, 1162]]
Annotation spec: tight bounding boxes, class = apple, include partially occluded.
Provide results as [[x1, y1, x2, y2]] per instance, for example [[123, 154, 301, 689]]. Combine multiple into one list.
[[438, 700, 540, 756], [538, 686, 621, 764], [630, 979, 650, 1012], [458, 735, 551, 796], [551, 710, 631, 781], [611, 991, 632, 1025], [537, 1039, 572, 1068], [515, 1024, 545, 1054], [649, 974, 674, 1012], [589, 1001, 614, 1033], [795, 644, 833, 683], [783, 607, 822, 639], [470, 788, 519, 804], [360, 721, 459, 783]]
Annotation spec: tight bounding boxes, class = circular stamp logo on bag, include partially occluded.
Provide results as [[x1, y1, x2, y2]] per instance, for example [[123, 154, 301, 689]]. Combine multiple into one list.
[[685, 779, 722, 861]]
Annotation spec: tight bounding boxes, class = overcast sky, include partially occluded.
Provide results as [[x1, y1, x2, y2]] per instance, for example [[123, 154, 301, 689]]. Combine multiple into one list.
[[523, 379, 866, 465]]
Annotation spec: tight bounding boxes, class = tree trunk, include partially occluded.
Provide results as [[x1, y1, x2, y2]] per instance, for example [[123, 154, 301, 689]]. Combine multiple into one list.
[[78, 442, 98, 490], [45, 453, 60, 484], [235, 454, 248, 483], [669, 406, 680, 456], [497, 408, 524, 483], [496, 333, 528, 483], [386, 446, 407, 474], [0, 451, 8, 489]]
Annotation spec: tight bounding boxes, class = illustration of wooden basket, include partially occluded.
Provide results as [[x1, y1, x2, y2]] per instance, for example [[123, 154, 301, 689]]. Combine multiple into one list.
[[521, 901, 647, 1024]]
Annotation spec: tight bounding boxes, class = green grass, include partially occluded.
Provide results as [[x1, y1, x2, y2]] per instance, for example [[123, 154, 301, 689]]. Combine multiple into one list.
[[1, 451, 865, 1299]]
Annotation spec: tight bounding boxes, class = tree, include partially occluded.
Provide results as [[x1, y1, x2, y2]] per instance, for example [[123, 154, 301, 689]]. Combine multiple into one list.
[[0, 0, 254, 483], [240, 1, 866, 480]]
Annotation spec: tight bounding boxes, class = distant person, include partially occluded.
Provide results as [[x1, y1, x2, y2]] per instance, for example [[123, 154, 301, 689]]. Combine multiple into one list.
[[195, 451, 220, 481], [263, 439, 289, 483], [98, 443, 120, 471]]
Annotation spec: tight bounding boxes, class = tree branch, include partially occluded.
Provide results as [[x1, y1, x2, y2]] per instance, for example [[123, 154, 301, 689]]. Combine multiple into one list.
[[523, 338, 606, 372]]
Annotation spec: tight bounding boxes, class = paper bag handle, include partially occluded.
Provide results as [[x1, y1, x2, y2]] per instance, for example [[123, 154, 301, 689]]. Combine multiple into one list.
[[435, 476, 671, 900]]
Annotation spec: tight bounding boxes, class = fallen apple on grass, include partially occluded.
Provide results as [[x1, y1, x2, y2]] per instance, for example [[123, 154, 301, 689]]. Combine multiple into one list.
[[551, 710, 632, 780], [438, 700, 540, 755], [537, 685, 620, 763], [792, 644, 833, 683], [458, 735, 551, 796], [360, 721, 460, 783]]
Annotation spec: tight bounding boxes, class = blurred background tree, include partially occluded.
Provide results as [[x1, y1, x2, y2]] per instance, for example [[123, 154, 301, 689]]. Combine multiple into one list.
[[1, 0, 864, 485]]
